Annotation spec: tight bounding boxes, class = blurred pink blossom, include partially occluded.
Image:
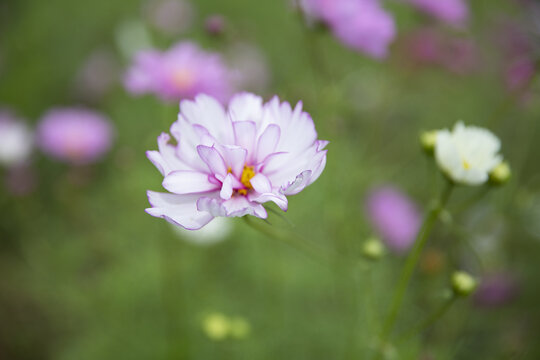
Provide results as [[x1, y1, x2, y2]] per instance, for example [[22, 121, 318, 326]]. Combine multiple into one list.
[[124, 42, 234, 103], [37, 108, 114, 165], [300, 0, 396, 59], [408, 0, 468, 27], [474, 273, 519, 307], [366, 186, 422, 254], [205, 14, 226, 36], [74, 50, 119, 102]]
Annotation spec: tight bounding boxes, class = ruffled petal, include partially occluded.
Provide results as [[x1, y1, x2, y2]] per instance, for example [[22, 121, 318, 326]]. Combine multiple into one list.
[[163, 170, 219, 194], [146, 191, 214, 230]]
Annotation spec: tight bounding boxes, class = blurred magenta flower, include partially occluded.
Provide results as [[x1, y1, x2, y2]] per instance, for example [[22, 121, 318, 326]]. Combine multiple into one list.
[[146, 93, 328, 230], [37, 108, 114, 165], [144, 0, 194, 35], [300, 0, 396, 59], [366, 186, 422, 253], [408, 0, 468, 27], [474, 273, 518, 307], [0, 111, 33, 167], [401, 27, 478, 74], [124, 42, 234, 103], [205, 14, 226, 36]]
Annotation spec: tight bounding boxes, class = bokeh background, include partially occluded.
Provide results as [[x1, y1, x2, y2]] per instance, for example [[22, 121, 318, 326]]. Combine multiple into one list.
[[1, 0, 540, 359]]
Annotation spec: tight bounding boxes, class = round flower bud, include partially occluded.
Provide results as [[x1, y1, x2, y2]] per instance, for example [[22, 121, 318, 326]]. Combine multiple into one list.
[[202, 313, 229, 340], [489, 161, 511, 185], [362, 237, 385, 261], [420, 130, 437, 154], [451, 271, 477, 297]]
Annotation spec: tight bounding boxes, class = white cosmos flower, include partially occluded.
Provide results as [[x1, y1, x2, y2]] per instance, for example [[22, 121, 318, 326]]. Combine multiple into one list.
[[435, 121, 502, 185], [0, 111, 33, 167]]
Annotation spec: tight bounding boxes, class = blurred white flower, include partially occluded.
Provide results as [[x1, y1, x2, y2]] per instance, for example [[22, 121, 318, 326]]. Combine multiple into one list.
[[0, 111, 33, 167], [435, 122, 502, 185], [169, 216, 232, 245]]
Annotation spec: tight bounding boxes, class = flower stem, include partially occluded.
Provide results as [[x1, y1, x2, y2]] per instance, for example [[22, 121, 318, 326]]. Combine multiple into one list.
[[376, 180, 453, 357], [398, 294, 458, 342], [243, 216, 329, 265]]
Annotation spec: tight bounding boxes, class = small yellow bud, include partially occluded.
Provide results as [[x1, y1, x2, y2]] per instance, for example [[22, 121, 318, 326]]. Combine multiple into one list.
[[362, 237, 385, 261], [229, 317, 251, 339], [420, 130, 438, 154], [451, 271, 477, 297], [490, 161, 511, 185], [203, 313, 229, 340]]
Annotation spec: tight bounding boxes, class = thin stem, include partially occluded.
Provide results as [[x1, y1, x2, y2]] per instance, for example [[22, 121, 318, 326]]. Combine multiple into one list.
[[376, 180, 454, 357], [243, 216, 329, 265], [398, 294, 458, 342]]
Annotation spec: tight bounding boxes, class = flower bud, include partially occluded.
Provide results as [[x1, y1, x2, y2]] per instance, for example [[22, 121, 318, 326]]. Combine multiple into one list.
[[451, 271, 477, 297], [420, 130, 437, 154], [489, 161, 511, 185], [205, 15, 226, 36], [202, 313, 229, 340], [362, 237, 385, 261]]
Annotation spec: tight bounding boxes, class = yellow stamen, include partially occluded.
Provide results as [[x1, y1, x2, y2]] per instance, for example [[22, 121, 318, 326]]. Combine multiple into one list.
[[238, 189, 248, 196], [462, 160, 471, 170], [240, 165, 255, 189], [172, 68, 195, 91]]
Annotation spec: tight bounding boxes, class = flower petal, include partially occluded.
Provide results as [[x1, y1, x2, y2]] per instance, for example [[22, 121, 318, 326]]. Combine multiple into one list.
[[233, 121, 257, 158], [162, 170, 219, 194], [146, 191, 214, 230], [249, 173, 272, 194], [197, 145, 227, 176], [222, 196, 267, 218], [256, 124, 281, 163]]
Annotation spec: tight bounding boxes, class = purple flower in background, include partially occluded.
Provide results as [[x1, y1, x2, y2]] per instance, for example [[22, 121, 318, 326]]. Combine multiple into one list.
[[144, 0, 194, 36], [124, 42, 234, 103], [474, 273, 519, 307], [408, 0, 469, 27], [400, 27, 478, 74], [300, 0, 396, 59], [146, 93, 328, 230], [205, 15, 226, 36], [0, 111, 33, 167], [37, 108, 114, 165], [366, 186, 422, 253]]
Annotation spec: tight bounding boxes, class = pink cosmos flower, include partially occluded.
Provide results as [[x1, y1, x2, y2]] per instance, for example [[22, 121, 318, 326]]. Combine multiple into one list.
[[366, 186, 422, 253], [408, 0, 468, 27], [300, 0, 396, 59], [124, 42, 234, 103], [37, 108, 114, 165], [146, 93, 328, 230]]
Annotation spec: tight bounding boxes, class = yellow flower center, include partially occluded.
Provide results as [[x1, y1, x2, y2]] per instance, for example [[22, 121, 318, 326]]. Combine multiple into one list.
[[462, 159, 471, 170], [240, 165, 255, 189]]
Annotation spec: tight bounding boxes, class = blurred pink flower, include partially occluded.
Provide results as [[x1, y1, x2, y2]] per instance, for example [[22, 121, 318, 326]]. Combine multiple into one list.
[[300, 0, 396, 59], [146, 93, 328, 230], [408, 0, 468, 27], [366, 186, 422, 253], [505, 58, 536, 92], [401, 27, 478, 74], [474, 273, 519, 307], [144, 0, 194, 35], [205, 14, 226, 36], [0, 111, 33, 167], [124, 42, 234, 103], [37, 108, 114, 165]]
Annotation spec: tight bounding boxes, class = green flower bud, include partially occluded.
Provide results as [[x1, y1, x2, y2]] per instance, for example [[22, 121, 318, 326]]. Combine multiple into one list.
[[202, 313, 229, 340], [420, 130, 438, 154], [451, 271, 477, 297], [362, 237, 385, 261], [489, 161, 511, 185]]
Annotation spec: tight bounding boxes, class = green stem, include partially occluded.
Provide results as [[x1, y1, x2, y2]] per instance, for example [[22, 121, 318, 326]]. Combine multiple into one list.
[[243, 216, 329, 265], [398, 294, 458, 342], [376, 180, 454, 357]]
